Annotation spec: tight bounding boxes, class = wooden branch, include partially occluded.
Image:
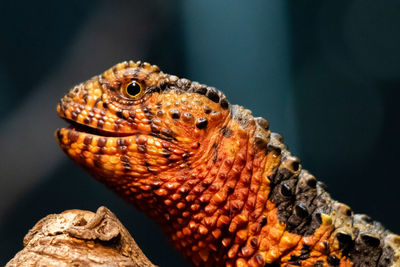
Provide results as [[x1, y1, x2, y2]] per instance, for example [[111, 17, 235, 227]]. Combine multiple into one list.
[[6, 206, 156, 267]]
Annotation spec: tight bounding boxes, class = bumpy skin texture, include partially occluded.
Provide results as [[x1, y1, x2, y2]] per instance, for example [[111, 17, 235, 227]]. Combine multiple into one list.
[[56, 61, 400, 267]]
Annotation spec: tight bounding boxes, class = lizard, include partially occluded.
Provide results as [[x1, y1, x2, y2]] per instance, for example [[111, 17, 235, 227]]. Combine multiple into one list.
[[56, 60, 400, 267]]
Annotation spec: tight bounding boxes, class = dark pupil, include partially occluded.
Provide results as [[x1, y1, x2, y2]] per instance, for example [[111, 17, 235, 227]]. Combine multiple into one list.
[[126, 81, 141, 96]]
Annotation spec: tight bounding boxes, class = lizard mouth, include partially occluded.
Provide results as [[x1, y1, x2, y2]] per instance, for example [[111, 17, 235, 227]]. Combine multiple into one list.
[[62, 118, 133, 137]]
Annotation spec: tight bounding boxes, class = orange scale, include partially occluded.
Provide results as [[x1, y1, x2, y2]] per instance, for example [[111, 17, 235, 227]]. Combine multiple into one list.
[[82, 151, 92, 158], [138, 123, 151, 132], [104, 146, 117, 155], [103, 121, 115, 131], [259, 236, 271, 252], [278, 232, 302, 253], [85, 158, 94, 167]]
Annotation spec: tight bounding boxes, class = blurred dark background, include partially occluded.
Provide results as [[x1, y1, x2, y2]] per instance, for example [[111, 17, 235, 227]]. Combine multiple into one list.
[[1, 1, 399, 266]]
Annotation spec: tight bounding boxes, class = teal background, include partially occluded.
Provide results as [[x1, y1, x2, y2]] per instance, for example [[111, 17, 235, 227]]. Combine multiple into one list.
[[0, 1, 399, 266]]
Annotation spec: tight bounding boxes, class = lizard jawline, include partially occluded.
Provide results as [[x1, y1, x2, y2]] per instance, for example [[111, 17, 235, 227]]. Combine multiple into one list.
[[62, 118, 133, 137]]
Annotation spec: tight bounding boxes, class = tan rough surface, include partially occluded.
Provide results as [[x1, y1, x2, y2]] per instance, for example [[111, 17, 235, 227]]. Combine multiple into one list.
[[6, 206, 156, 267]]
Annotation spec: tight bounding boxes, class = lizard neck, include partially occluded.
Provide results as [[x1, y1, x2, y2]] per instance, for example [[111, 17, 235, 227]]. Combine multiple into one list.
[[115, 106, 277, 265]]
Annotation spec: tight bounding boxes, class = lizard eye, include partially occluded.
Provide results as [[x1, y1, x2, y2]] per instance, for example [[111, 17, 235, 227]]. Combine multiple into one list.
[[122, 80, 143, 99]]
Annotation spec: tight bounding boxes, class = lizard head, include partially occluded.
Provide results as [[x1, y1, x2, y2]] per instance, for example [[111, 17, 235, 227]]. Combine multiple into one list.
[[56, 61, 231, 206]]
